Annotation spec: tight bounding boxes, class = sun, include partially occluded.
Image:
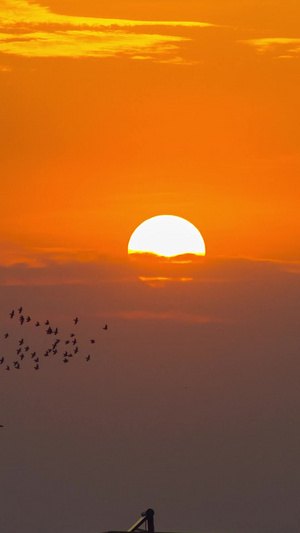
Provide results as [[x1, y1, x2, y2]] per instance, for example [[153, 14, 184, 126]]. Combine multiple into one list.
[[128, 215, 205, 258]]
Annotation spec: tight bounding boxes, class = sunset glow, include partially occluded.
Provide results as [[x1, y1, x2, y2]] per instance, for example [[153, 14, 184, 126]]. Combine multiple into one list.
[[1, 1, 300, 532]]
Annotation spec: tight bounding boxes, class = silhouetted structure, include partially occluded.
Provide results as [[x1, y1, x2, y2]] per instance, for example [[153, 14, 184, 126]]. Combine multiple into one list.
[[104, 509, 155, 533]]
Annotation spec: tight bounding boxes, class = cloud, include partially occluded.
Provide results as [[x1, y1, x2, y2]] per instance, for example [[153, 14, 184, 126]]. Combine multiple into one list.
[[242, 37, 300, 58], [0, 0, 214, 61], [100, 310, 218, 323]]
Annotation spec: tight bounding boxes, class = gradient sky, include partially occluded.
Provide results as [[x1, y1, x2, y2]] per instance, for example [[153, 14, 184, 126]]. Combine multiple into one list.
[[1, 2, 300, 533]]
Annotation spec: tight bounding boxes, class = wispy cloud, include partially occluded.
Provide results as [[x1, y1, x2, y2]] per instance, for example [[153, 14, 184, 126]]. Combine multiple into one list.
[[242, 37, 300, 58], [0, 0, 214, 61], [100, 310, 218, 324]]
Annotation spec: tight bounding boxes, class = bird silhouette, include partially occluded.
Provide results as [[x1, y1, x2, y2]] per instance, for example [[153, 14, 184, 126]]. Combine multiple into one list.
[[4, 333, 9, 338], [9, 310, 15, 319], [74, 317, 78, 325], [86, 355, 91, 362], [19, 315, 24, 325], [18, 307, 22, 314], [20, 354, 25, 361], [19, 339, 24, 346], [63, 358, 69, 363], [6, 366, 10, 371], [34, 363, 39, 370], [45, 320, 50, 325], [26, 316, 31, 322], [0, 357, 4, 364], [103, 324, 108, 330], [35, 321, 40, 327], [90, 339, 95, 344]]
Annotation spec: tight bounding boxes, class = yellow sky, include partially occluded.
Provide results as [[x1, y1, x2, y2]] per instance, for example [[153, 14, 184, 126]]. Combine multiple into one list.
[[1, 0, 300, 265]]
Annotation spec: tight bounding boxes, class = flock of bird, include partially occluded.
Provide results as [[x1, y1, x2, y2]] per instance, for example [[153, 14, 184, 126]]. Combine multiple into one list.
[[0, 307, 108, 372]]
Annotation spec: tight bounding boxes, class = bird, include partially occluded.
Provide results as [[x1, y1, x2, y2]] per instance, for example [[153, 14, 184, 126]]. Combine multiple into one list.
[[24, 346, 29, 352], [19, 315, 24, 325], [9, 310, 15, 319], [19, 339, 24, 346], [14, 362, 20, 369], [74, 317, 78, 325], [74, 347, 78, 354], [90, 339, 95, 344], [16, 348, 21, 355], [54, 327, 58, 335], [72, 338, 77, 345], [86, 355, 91, 362], [20, 354, 25, 361], [70, 333, 75, 337], [0, 357, 4, 364], [18, 306, 23, 314], [46, 326, 53, 335], [31, 352, 36, 358], [63, 358, 69, 363], [45, 320, 50, 325], [34, 364, 39, 370], [103, 324, 108, 330], [65, 340, 70, 345], [6, 366, 10, 371], [35, 321, 40, 327], [4, 333, 9, 338], [26, 316, 31, 322], [34, 357, 39, 363]]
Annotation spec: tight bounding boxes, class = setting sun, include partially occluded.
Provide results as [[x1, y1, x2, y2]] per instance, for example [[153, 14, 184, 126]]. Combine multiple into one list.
[[128, 215, 205, 257]]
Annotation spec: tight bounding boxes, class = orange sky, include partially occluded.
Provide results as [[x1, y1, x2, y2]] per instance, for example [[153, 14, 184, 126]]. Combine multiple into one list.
[[1, 4, 300, 533], [1, 0, 300, 265]]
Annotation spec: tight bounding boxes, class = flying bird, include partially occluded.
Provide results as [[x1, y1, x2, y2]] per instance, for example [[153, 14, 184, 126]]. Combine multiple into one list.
[[18, 307, 23, 314], [34, 364, 39, 370], [20, 354, 25, 361], [26, 316, 31, 322], [6, 366, 10, 371], [90, 339, 95, 344], [35, 321, 40, 327], [4, 333, 9, 338], [19, 338, 24, 346], [9, 310, 15, 319], [103, 324, 108, 330], [0, 357, 4, 364], [86, 355, 91, 362], [45, 320, 50, 325], [63, 358, 69, 363], [74, 317, 78, 325], [19, 315, 24, 325]]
